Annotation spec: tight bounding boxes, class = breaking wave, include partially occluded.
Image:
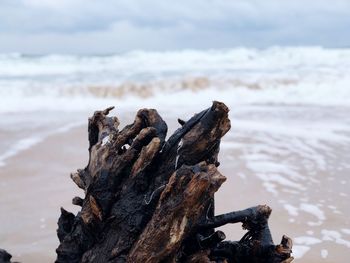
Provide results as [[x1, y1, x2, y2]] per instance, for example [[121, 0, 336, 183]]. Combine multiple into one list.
[[0, 46, 350, 112]]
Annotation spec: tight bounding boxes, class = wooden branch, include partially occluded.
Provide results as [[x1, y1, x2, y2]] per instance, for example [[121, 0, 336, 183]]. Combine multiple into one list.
[[53, 101, 293, 263], [198, 205, 272, 230], [0, 102, 293, 262], [127, 163, 226, 262], [0, 249, 13, 263]]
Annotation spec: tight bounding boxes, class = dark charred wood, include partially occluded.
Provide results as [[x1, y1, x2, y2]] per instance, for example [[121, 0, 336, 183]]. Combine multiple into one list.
[[0, 249, 12, 263], [198, 205, 272, 231], [177, 118, 186, 126], [72, 197, 84, 207], [55, 101, 293, 263], [198, 231, 226, 249], [207, 206, 293, 263]]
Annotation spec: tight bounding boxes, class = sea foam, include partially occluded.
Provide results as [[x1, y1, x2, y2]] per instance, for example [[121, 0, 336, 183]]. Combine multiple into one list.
[[0, 47, 350, 113]]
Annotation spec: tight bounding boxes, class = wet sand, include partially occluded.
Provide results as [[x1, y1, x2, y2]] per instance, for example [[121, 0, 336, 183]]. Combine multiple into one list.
[[0, 126, 86, 262], [0, 106, 350, 262]]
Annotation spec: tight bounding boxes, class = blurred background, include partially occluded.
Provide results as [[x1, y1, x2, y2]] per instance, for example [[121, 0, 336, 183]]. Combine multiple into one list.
[[0, 1, 349, 262]]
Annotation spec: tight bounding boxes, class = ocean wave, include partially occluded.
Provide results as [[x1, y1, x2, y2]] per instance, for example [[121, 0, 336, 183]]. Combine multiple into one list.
[[0, 121, 84, 167], [0, 47, 349, 112], [1, 46, 349, 77]]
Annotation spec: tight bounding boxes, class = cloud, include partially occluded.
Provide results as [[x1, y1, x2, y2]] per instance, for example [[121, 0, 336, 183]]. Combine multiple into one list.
[[0, 0, 349, 53]]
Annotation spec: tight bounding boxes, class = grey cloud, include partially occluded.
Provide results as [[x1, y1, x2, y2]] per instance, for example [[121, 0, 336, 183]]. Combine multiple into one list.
[[0, 0, 349, 53]]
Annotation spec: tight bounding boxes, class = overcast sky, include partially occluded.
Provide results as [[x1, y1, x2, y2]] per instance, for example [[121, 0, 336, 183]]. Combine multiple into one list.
[[0, 0, 349, 54]]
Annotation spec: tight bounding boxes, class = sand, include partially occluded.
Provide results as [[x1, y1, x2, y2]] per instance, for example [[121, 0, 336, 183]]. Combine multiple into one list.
[[0, 107, 349, 262], [0, 126, 86, 262]]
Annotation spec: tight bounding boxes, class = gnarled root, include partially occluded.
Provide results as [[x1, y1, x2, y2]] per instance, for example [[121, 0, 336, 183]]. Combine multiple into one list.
[[56, 102, 293, 263]]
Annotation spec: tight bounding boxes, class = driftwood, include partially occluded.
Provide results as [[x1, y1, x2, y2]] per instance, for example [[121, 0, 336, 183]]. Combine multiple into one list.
[[0, 101, 293, 263], [56, 101, 293, 263], [0, 249, 13, 263]]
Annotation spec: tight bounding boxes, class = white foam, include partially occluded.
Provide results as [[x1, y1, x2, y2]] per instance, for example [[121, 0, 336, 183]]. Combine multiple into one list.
[[300, 203, 326, 221], [1, 47, 349, 77], [282, 203, 326, 226], [0, 121, 84, 168], [341, 229, 350, 235], [321, 249, 328, 259], [293, 245, 310, 259], [0, 137, 42, 167], [234, 119, 350, 143], [262, 182, 278, 196], [1, 47, 350, 114], [294, 236, 322, 245], [255, 172, 304, 189], [283, 204, 299, 217], [321, 229, 350, 248]]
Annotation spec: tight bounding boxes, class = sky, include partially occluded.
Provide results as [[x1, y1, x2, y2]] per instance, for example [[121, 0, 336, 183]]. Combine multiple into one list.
[[0, 0, 349, 54]]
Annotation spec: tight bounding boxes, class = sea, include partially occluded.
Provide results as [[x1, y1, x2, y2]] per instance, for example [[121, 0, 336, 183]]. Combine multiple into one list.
[[0, 46, 349, 262]]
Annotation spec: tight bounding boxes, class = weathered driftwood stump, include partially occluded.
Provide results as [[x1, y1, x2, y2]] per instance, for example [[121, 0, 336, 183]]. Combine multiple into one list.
[[56, 101, 293, 263], [0, 249, 14, 263]]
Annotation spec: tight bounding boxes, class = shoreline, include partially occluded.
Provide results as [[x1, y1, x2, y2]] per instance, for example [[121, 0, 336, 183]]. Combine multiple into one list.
[[0, 107, 349, 262], [0, 125, 86, 262]]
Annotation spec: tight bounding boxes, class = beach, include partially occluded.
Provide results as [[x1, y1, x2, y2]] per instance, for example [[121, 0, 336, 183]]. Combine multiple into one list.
[[0, 103, 349, 262], [0, 47, 350, 262]]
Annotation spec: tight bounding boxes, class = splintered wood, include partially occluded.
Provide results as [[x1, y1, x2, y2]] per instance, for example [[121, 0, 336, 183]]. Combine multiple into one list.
[[55, 102, 293, 263]]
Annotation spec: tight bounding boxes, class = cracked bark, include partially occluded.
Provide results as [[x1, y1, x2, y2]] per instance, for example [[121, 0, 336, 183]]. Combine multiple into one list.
[[53, 101, 293, 263]]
